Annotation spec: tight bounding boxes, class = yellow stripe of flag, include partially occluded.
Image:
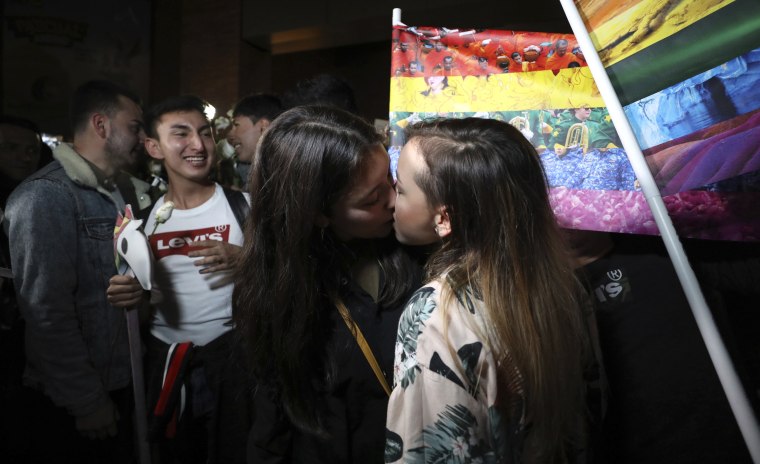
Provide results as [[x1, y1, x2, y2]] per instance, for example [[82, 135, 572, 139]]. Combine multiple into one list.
[[389, 68, 604, 113]]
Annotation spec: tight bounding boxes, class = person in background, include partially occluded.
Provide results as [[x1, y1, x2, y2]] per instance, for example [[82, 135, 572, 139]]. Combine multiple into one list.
[[281, 73, 359, 114], [0, 116, 44, 207], [5, 80, 151, 463], [0, 115, 45, 328], [386, 117, 591, 463], [233, 105, 423, 463], [566, 229, 755, 464], [0, 114, 49, 460], [226, 93, 282, 190]]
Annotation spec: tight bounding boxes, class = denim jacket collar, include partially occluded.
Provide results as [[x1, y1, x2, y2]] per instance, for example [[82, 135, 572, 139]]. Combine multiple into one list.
[[53, 143, 106, 193], [53, 143, 152, 211]]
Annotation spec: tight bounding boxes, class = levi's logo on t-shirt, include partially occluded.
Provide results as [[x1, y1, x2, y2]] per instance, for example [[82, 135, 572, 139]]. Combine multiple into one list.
[[150, 225, 230, 259]]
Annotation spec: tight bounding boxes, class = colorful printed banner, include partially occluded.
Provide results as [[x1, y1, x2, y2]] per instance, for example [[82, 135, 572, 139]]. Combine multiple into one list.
[[576, 0, 760, 241], [586, 0, 760, 105], [389, 26, 650, 236], [581, 0, 736, 68], [389, 22, 760, 241]]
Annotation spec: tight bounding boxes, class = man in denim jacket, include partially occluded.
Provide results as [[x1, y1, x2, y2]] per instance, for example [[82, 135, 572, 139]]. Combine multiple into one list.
[[5, 80, 152, 461]]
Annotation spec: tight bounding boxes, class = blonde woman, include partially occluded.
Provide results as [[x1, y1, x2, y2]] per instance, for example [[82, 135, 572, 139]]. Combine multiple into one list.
[[386, 117, 590, 463]]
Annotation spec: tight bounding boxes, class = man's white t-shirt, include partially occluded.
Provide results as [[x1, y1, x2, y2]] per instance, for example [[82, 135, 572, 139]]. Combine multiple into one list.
[[146, 183, 248, 345]]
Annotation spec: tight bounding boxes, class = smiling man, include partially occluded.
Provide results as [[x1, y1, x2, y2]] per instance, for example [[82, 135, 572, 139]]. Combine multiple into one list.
[[108, 94, 251, 464]]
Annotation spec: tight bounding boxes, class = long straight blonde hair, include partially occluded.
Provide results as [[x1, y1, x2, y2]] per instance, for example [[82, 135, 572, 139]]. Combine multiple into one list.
[[407, 117, 588, 461]]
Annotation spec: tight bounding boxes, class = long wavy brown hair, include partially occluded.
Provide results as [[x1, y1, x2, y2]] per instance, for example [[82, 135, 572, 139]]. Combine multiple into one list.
[[232, 105, 418, 435], [407, 117, 588, 461]]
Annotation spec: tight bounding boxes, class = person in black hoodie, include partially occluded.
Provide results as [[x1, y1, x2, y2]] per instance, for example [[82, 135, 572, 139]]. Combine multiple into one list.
[[566, 229, 757, 464]]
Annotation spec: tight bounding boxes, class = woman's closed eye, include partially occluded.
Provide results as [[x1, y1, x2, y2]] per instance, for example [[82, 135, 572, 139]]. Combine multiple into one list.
[[362, 192, 380, 206]]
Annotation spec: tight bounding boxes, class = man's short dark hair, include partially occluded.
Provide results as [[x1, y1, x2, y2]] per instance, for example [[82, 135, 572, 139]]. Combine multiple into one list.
[[143, 95, 209, 139], [232, 93, 282, 123], [282, 74, 358, 114], [70, 80, 141, 135], [0, 115, 40, 135]]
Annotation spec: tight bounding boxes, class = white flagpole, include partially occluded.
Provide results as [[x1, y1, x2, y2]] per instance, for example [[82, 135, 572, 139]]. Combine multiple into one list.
[[558, 1, 760, 460], [392, 7, 403, 26]]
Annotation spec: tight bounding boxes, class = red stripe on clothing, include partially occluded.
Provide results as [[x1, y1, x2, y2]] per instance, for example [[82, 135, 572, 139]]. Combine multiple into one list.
[[153, 342, 191, 416]]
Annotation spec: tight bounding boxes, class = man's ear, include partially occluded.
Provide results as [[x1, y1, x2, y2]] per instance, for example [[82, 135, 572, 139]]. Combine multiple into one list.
[[434, 206, 451, 238], [92, 113, 108, 139], [144, 137, 163, 160], [258, 118, 271, 131]]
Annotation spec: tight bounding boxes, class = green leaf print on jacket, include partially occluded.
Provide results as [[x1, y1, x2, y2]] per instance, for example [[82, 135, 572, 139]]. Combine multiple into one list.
[[396, 286, 437, 389], [407, 404, 496, 464], [453, 284, 479, 315], [429, 342, 483, 398]]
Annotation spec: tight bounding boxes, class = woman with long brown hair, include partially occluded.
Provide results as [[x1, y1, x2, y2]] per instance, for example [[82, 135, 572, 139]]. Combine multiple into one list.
[[233, 105, 422, 463]]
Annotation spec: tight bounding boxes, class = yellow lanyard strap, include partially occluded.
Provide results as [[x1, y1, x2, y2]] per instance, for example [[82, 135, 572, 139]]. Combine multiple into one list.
[[334, 297, 392, 397]]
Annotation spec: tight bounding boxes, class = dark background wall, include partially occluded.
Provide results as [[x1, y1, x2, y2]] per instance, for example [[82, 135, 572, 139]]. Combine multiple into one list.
[[2, 0, 571, 137]]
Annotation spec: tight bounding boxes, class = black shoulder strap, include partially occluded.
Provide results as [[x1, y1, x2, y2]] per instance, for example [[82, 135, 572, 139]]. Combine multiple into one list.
[[223, 186, 250, 229], [114, 172, 153, 223]]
